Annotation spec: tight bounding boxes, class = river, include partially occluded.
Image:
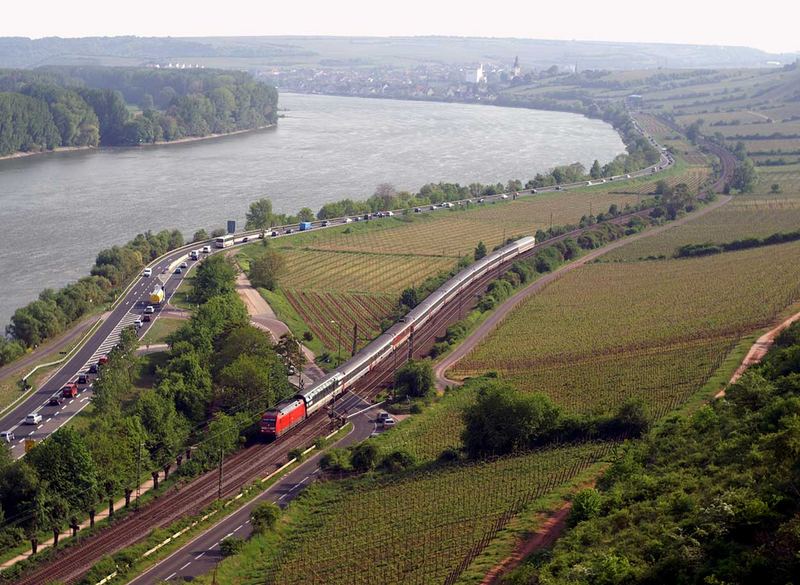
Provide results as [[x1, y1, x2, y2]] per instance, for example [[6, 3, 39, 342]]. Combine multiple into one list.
[[0, 93, 624, 326]]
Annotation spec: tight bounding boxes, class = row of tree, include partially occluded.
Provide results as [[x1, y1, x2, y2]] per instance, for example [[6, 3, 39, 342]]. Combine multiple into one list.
[[1, 229, 184, 367], [0, 66, 278, 155]]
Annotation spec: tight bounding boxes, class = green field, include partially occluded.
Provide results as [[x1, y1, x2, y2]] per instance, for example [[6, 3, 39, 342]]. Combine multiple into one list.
[[451, 240, 800, 417], [196, 441, 614, 585]]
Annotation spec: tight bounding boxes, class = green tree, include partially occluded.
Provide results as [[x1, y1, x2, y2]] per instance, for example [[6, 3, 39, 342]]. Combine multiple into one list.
[[250, 501, 281, 534], [474, 241, 487, 261], [249, 248, 286, 291], [27, 427, 98, 513], [731, 158, 758, 193], [192, 255, 237, 303], [394, 359, 434, 398], [297, 207, 315, 222], [590, 159, 602, 179], [569, 488, 602, 526], [461, 381, 562, 458], [245, 198, 275, 231], [192, 229, 209, 243]]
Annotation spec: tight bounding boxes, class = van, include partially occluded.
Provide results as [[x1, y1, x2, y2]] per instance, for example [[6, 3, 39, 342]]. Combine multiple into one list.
[[201, 245, 211, 254], [1, 430, 14, 443], [142, 268, 152, 277], [190, 250, 199, 260], [24, 413, 42, 425]]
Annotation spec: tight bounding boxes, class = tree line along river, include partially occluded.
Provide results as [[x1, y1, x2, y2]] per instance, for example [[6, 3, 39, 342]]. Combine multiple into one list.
[[0, 93, 625, 326]]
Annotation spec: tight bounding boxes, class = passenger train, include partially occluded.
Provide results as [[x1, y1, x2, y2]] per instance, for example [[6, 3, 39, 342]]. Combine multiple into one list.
[[260, 235, 536, 438]]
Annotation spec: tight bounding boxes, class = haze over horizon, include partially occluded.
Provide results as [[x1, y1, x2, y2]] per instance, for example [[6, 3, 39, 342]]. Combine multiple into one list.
[[2, 0, 798, 55]]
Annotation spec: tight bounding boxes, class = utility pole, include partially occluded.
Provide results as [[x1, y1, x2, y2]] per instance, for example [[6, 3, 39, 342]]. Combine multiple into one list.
[[407, 328, 415, 361], [217, 447, 224, 500], [351, 323, 358, 356], [550, 212, 553, 231]]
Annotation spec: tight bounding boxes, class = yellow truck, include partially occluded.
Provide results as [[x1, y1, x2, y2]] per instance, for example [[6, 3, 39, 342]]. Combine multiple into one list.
[[149, 286, 165, 305]]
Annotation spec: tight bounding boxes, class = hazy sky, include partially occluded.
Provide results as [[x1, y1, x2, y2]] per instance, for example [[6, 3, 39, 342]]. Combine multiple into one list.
[[3, 0, 798, 54]]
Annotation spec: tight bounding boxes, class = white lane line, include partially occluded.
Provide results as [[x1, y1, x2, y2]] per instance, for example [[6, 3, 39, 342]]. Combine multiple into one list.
[[179, 562, 191, 571], [46, 418, 52, 423], [36, 424, 43, 429], [165, 572, 176, 581], [194, 552, 205, 560], [27, 431, 34, 436]]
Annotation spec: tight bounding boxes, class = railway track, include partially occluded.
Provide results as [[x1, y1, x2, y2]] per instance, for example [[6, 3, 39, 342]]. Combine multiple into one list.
[[12, 125, 735, 585]]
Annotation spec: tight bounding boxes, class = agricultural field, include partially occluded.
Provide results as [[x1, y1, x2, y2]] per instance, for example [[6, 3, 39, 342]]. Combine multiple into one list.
[[603, 161, 800, 262], [201, 441, 614, 585], [451, 240, 800, 417]]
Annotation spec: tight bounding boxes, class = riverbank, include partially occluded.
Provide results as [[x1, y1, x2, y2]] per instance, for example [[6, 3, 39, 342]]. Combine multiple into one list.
[[0, 124, 275, 162]]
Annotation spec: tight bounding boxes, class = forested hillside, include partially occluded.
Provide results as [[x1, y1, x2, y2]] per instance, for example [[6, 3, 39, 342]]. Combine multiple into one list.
[[0, 66, 278, 156]]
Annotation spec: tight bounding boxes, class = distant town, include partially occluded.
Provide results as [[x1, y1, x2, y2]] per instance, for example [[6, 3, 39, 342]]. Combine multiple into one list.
[[261, 57, 562, 102]]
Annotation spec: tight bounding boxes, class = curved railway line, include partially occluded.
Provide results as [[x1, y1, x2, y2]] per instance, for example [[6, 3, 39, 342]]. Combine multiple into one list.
[[9, 119, 735, 585]]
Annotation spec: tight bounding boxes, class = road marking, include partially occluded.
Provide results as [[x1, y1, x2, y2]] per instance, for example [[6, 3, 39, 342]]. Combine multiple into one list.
[[179, 562, 191, 571], [165, 572, 176, 581], [36, 424, 43, 429], [27, 431, 34, 436], [46, 418, 52, 423], [18, 439, 24, 444], [194, 552, 205, 560]]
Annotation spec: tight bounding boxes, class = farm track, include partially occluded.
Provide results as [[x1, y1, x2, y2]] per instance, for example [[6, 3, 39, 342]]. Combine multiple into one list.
[[14, 130, 735, 585]]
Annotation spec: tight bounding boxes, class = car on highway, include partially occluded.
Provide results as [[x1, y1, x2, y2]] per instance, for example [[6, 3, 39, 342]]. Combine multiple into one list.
[[270, 230, 279, 237], [88, 364, 99, 374], [201, 245, 211, 253], [134, 317, 143, 328], [382, 417, 397, 428], [62, 383, 78, 398], [49, 395, 63, 406], [77, 374, 89, 385], [98, 355, 109, 365], [24, 413, 42, 425], [144, 305, 155, 314], [284, 228, 293, 234], [142, 268, 152, 277], [321, 220, 330, 227], [175, 267, 182, 274], [343, 217, 353, 223], [626, 174, 632, 178], [180, 261, 188, 269], [500, 194, 509, 199], [414, 207, 422, 213], [242, 236, 249, 243], [142, 314, 151, 322], [376, 411, 390, 423], [0, 431, 14, 443]]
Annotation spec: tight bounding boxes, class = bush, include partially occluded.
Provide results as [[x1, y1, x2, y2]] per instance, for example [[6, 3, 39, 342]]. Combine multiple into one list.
[[351, 443, 380, 472], [250, 502, 281, 534], [288, 447, 305, 463], [569, 488, 603, 526], [320, 448, 352, 472], [302, 331, 313, 342], [219, 536, 245, 557], [380, 449, 416, 472]]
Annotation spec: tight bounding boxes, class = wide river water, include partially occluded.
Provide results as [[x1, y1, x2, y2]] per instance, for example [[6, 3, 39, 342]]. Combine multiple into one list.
[[0, 93, 624, 326]]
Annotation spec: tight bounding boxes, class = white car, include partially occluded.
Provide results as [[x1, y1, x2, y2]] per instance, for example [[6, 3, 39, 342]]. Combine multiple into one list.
[[142, 268, 152, 277], [24, 413, 42, 425], [0, 430, 14, 443], [144, 305, 155, 314], [201, 245, 211, 253], [134, 318, 143, 328], [382, 417, 397, 428]]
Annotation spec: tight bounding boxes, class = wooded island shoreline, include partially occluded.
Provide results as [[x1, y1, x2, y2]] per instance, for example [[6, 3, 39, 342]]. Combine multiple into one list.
[[0, 124, 276, 162]]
